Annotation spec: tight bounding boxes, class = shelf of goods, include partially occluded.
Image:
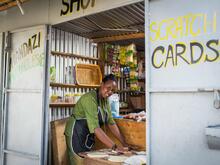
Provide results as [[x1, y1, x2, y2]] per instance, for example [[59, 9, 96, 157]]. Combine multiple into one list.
[[50, 103, 75, 108], [51, 51, 100, 62], [50, 51, 102, 108], [117, 90, 145, 95], [50, 82, 99, 89], [49, 83, 99, 107]]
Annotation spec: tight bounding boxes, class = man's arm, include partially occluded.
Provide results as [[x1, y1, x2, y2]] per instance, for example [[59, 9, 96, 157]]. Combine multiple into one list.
[[107, 124, 127, 147], [94, 127, 116, 149]]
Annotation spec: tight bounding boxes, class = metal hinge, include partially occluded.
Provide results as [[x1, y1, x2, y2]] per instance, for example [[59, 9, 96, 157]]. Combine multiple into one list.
[[214, 90, 220, 109]]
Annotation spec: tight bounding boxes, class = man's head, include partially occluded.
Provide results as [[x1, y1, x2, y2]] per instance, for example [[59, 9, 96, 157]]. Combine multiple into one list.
[[99, 74, 117, 98]]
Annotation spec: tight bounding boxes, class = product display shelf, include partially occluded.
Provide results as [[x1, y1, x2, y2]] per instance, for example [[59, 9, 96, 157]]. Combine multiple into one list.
[[50, 82, 99, 88], [51, 51, 100, 61], [49, 102, 75, 108], [117, 89, 145, 95]]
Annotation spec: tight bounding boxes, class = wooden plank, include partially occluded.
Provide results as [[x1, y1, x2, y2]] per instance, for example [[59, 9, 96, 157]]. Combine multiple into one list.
[[97, 43, 105, 76], [119, 108, 133, 114], [51, 51, 100, 61], [117, 90, 145, 94], [84, 156, 121, 165], [0, 0, 11, 3], [51, 118, 69, 165], [92, 33, 145, 43], [0, 0, 29, 11], [50, 103, 75, 108], [50, 82, 100, 88]]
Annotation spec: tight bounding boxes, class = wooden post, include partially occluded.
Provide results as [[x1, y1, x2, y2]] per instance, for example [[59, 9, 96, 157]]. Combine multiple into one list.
[[97, 43, 105, 77]]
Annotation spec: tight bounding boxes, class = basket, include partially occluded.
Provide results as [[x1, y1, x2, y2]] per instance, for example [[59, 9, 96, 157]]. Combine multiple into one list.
[[129, 94, 145, 110], [75, 64, 102, 87]]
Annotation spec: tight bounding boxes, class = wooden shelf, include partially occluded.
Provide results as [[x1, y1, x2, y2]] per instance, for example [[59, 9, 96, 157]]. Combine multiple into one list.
[[138, 78, 145, 82], [50, 102, 75, 107], [50, 82, 99, 88], [117, 90, 145, 94], [120, 107, 129, 109], [119, 108, 133, 114], [51, 51, 100, 61], [92, 32, 145, 43]]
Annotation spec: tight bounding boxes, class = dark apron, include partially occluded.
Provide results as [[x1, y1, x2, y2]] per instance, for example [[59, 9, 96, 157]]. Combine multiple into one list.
[[71, 90, 108, 154]]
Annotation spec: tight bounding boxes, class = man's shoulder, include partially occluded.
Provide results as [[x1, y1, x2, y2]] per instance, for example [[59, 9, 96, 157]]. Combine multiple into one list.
[[80, 90, 96, 102]]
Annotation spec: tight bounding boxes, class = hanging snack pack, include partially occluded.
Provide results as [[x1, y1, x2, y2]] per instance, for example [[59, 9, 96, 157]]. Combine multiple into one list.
[[126, 43, 139, 91], [130, 53, 137, 68], [111, 45, 121, 77], [129, 68, 140, 91], [112, 64, 120, 77], [119, 46, 127, 65], [105, 44, 114, 63], [129, 68, 138, 79], [126, 43, 136, 66], [123, 67, 130, 78]]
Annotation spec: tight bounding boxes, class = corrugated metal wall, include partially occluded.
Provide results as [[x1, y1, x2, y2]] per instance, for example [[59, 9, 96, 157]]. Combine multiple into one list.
[[49, 28, 129, 121], [49, 27, 98, 121]]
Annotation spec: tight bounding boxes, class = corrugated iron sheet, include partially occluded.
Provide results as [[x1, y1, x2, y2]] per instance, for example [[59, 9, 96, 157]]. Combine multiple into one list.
[[54, 1, 145, 40]]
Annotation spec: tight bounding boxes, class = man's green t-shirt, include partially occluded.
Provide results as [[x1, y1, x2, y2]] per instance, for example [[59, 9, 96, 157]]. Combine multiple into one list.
[[65, 90, 115, 136]]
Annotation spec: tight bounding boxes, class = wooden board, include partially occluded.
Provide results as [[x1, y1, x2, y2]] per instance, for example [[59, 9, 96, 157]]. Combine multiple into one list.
[[84, 158, 120, 165], [79, 151, 132, 165], [83, 155, 121, 165], [51, 118, 69, 165], [92, 33, 145, 43]]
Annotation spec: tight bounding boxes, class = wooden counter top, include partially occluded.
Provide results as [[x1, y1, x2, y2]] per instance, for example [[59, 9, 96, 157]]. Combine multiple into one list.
[[82, 154, 122, 165], [79, 150, 135, 165], [84, 157, 121, 165]]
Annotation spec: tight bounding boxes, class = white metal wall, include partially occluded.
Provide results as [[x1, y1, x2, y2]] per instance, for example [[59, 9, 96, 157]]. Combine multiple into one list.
[[147, 0, 220, 165], [0, 32, 4, 164], [1, 26, 48, 165]]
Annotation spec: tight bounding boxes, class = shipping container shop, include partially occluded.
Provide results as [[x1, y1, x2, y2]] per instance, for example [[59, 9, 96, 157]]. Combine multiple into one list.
[[0, 0, 220, 165]]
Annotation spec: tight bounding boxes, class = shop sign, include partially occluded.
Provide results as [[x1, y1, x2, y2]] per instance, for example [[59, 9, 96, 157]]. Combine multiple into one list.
[[60, 0, 96, 16], [150, 12, 219, 69]]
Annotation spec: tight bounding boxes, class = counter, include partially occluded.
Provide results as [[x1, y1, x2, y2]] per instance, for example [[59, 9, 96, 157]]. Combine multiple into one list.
[[94, 118, 146, 151]]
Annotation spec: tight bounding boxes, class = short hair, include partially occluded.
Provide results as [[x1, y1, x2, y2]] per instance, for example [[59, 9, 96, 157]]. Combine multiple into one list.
[[102, 74, 117, 83]]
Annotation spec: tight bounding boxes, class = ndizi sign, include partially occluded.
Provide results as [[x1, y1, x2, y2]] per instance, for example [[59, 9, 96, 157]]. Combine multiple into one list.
[[10, 31, 44, 82], [60, 0, 96, 16], [11, 32, 41, 69], [150, 12, 219, 69]]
